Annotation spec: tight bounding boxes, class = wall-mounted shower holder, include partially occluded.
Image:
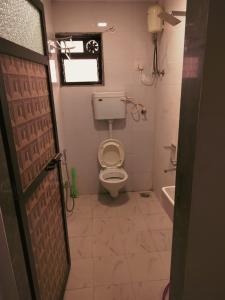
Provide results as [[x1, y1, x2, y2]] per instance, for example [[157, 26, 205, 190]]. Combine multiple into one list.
[[164, 144, 177, 166]]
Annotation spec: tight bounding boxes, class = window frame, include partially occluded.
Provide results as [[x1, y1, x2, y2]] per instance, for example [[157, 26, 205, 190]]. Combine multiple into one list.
[[56, 33, 104, 86]]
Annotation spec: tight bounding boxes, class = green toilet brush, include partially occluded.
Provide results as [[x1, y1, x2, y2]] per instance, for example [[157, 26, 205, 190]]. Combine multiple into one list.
[[70, 168, 78, 199]]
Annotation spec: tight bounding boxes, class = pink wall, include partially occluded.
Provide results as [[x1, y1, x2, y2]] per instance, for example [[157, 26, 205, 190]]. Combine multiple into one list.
[[44, 0, 186, 196], [43, 0, 65, 151], [152, 0, 187, 200], [52, 1, 156, 194]]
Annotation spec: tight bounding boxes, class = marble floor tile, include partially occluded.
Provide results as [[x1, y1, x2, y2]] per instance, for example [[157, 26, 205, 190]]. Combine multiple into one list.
[[119, 216, 147, 234], [66, 192, 173, 298], [64, 288, 93, 300], [144, 214, 173, 230], [93, 233, 126, 257], [127, 252, 169, 282], [94, 284, 135, 300], [124, 230, 157, 255], [93, 202, 118, 218], [126, 192, 141, 199], [94, 256, 131, 286], [94, 193, 132, 211], [151, 230, 173, 251], [133, 280, 169, 300], [125, 192, 142, 200], [69, 237, 93, 259], [73, 205, 93, 218], [68, 216, 93, 238], [138, 197, 165, 215], [112, 192, 134, 205], [116, 201, 142, 218], [93, 217, 121, 237], [66, 259, 93, 290], [75, 194, 98, 208]]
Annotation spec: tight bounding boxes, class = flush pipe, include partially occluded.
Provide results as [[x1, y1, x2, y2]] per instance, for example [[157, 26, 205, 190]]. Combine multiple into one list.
[[108, 120, 113, 139]]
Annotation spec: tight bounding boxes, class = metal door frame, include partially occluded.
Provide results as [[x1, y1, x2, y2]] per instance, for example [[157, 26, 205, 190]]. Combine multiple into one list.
[[0, 208, 20, 300], [0, 0, 70, 299], [170, 0, 211, 299]]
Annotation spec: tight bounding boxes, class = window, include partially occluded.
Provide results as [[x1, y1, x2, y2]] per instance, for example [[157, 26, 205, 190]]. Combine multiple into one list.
[[56, 33, 104, 86]]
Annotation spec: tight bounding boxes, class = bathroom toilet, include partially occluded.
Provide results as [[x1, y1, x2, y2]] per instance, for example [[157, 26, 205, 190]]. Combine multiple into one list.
[[98, 138, 128, 198], [93, 91, 128, 197]]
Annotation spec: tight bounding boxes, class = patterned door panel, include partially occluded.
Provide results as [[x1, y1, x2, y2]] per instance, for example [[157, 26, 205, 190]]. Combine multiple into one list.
[[0, 54, 56, 190], [26, 168, 68, 300]]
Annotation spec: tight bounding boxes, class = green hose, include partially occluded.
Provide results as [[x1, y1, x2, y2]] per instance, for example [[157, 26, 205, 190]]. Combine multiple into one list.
[[70, 168, 78, 198]]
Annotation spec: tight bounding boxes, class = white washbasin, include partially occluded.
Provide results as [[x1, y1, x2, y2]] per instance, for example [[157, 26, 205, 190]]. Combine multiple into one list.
[[161, 186, 175, 221]]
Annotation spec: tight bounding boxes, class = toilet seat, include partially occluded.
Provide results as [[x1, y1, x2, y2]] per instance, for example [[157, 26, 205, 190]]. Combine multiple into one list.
[[98, 139, 125, 168], [99, 168, 128, 184], [98, 139, 128, 197]]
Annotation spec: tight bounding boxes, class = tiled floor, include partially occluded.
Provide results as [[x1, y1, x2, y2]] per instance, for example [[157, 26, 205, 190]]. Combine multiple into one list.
[[64, 192, 172, 300]]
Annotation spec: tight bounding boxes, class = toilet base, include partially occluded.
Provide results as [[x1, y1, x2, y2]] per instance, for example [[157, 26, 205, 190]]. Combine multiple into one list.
[[99, 167, 128, 199], [109, 190, 119, 198]]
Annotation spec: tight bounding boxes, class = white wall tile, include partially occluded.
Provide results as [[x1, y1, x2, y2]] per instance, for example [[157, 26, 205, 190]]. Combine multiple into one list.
[[52, 2, 156, 194], [43, 0, 65, 151], [152, 0, 187, 199]]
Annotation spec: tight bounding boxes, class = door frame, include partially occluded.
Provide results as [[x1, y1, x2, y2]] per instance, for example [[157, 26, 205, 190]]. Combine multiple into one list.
[[0, 0, 70, 299], [170, 0, 211, 299]]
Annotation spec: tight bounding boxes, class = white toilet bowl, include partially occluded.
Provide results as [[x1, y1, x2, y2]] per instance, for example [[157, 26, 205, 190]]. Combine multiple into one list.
[[99, 168, 128, 198], [98, 139, 128, 198]]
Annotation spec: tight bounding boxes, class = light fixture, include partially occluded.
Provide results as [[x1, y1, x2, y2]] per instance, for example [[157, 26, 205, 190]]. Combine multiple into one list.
[[97, 22, 108, 28]]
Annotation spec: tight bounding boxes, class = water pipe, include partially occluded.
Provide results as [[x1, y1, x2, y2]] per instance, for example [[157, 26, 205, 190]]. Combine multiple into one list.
[[62, 150, 77, 213], [108, 120, 113, 138]]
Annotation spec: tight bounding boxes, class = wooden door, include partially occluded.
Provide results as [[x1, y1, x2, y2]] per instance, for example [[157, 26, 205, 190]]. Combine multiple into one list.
[[0, 1, 70, 299]]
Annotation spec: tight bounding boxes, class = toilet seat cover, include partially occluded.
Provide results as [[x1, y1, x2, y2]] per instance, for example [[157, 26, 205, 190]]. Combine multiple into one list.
[[98, 139, 125, 168]]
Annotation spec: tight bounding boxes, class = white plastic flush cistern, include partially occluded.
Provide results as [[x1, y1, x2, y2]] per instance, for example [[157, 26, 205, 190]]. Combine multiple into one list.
[[92, 92, 126, 120]]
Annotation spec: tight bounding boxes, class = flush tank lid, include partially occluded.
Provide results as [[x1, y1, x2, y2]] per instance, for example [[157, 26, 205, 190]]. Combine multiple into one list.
[[93, 91, 125, 98], [98, 139, 125, 168]]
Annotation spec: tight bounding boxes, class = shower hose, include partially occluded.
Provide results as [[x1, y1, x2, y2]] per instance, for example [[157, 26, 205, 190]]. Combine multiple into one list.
[[62, 150, 76, 213]]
